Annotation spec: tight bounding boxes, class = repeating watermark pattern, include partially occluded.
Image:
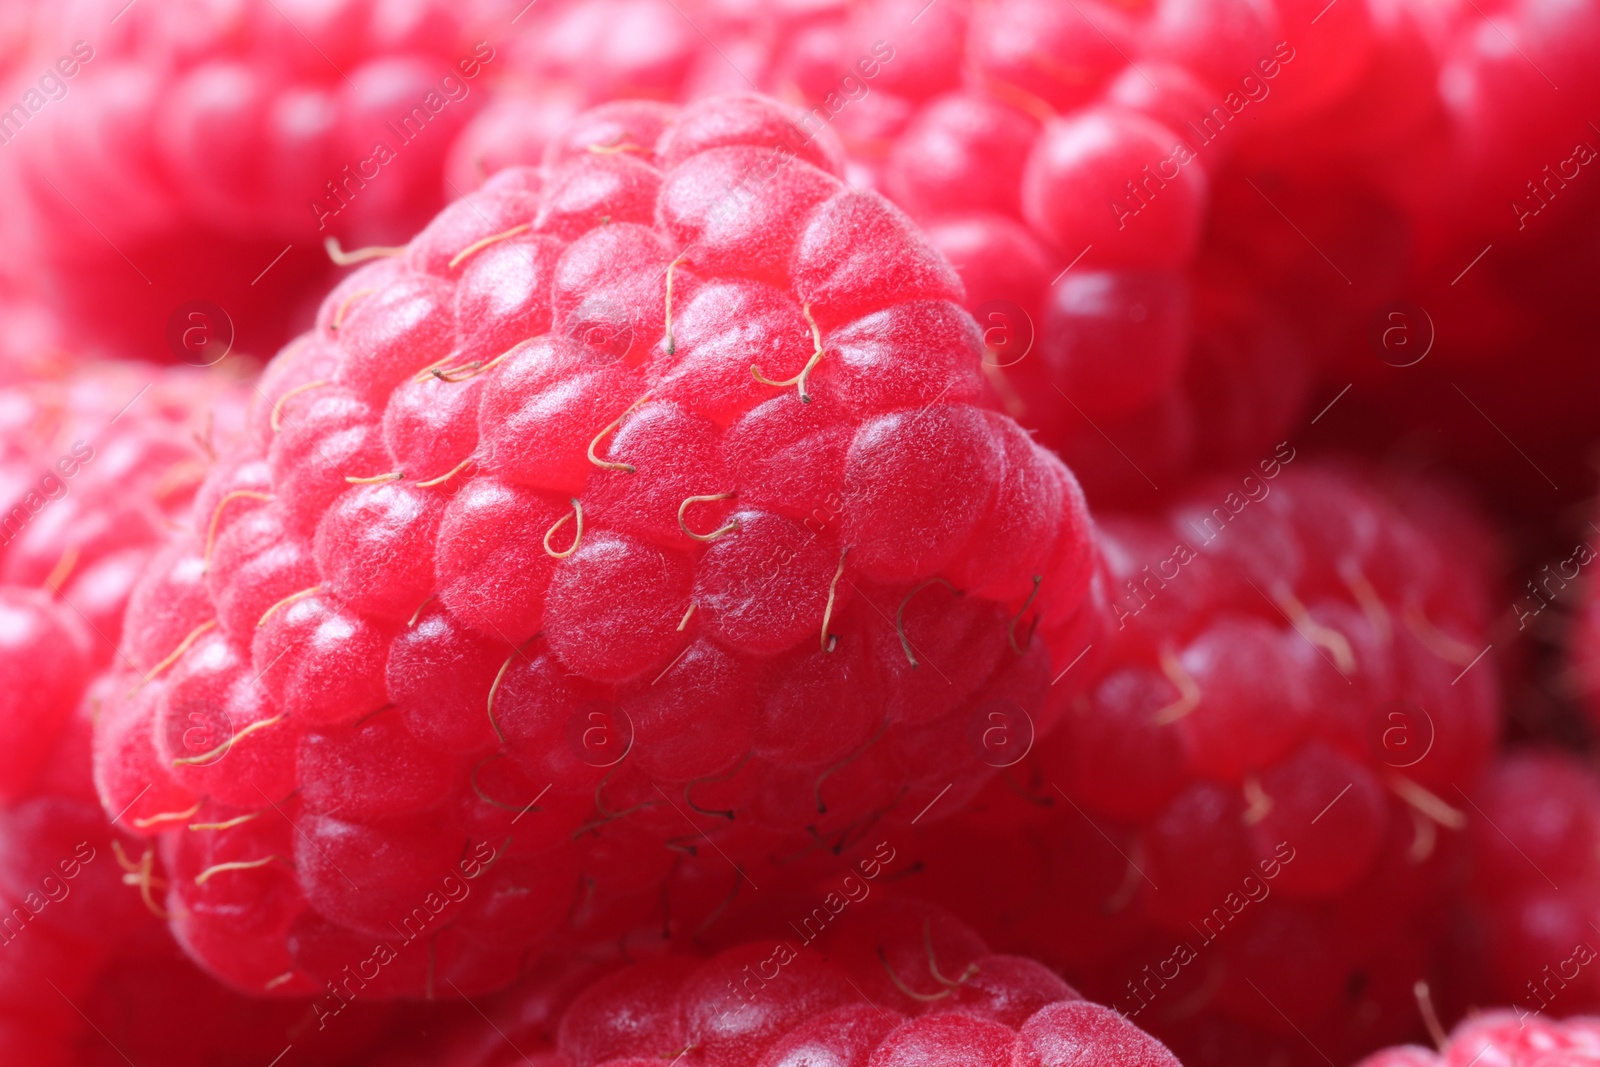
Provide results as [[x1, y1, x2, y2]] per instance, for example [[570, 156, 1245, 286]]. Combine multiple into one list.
[[721, 841, 899, 1010], [0, 842, 97, 949], [1511, 135, 1597, 230], [0, 440, 96, 548], [165, 299, 234, 366], [698, 41, 895, 234], [311, 42, 498, 231], [1513, 536, 1597, 631], [1113, 841, 1297, 1019], [1114, 442, 1298, 629], [1514, 940, 1597, 1027], [0, 41, 95, 147], [975, 299, 1034, 368], [787, 42, 896, 145], [165, 695, 236, 768], [967, 698, 1035, 768], [566, 701, 633, 768], [1113, 42, 1298, 232], [1366, 300, 1434, 367], [1368, 699, 1435, 769], [311, 840, 497, 1029]]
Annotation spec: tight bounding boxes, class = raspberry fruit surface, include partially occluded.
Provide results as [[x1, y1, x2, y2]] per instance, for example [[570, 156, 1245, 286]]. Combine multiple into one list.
[[477, 0, 1600, 518], [7, 0, 489, 361], [899, 463, 1503, 1066], [1354, 1011, 1600, 1067], [93, 91, 1096, 1000], [1457, 750, 1600, 1016], [356, 898, 1183, 1067], [451, 0, 1362, 504], [0, 361, 374, 1065]]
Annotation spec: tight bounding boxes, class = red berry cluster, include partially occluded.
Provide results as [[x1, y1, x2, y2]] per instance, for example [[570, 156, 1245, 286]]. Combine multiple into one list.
[[88, 91, 1095, 1001], [4, 0, 487, 361], [0, 0, 1595, 1064], [487, 0, 1600, 509], [459, 0, 1350, 504], [1355, 1009, 1600, 1067], [1455, 752, 1600, 1017], [895, 463, 1503, 1064], [0, 363, 395, 1066], [355, 899, 1184, 1067]]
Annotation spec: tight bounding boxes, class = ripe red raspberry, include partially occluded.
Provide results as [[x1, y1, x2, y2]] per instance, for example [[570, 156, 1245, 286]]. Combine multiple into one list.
[[499, 0, 704, 107], [357, 898, 1183, 1067], [901, 463, 1504, 1067], [1208, 0, 1600, 517], [0, 285, 82, 388], [1457, 750, 1600, 1017], [0, 645, 148, 1067], [0, 362, 250, 648], [9, 0, 489, 361], [1355, 1011, 1600, 1067], [93, 91, 1096, 1001], [1429, 0, 1600, 240], [0, 362, 340, 1065], [456, 0, 1364, 502]]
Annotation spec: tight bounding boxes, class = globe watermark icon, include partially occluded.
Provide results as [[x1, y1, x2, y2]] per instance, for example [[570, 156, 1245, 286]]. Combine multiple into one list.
[[968, 698, 1036, 769], [566, 701, 634, 768], [1366, 301, 1433, 368], [1367, 698, 1435, 769], [975, 299, 1034, 369], [165, 300, 234, 367]]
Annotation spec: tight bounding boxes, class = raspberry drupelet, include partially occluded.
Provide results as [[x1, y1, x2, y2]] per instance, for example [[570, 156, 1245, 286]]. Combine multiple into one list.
[[1355, 1010, 1600, 1067], [1458, 750, 1600, 1018], [0, 361, 384, 1064], [355, 898, 1184, 1067], [456, 0, 1359, 505], [901, 463, 1505, 1067], [8, 0, 490, 361], [92, 91, 1097, 1000]]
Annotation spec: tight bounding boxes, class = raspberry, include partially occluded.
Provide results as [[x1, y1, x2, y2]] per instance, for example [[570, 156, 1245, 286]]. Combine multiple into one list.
[[1457, 750, 1600, 1016], [0, 684, 152, 1067], [10, 0, 487, 361], [356, 898, 1182, 1067], [0, 285, 82, 387], [0, 362, 249, 659], [68, 934, 402, 1067], [1431, 0, 1600, 237], [94, 91, 1096, 1000], [1030, 271, 1191, 421], [899, 463, 1503, 1066], [1021, 107, 1210, 271], [501, 0, 703, 107], [454, 0, 1360, 502], [1354, 1011, 1600, 1067], [0, 362, 368, 1064], [0, 590, 90, 803]]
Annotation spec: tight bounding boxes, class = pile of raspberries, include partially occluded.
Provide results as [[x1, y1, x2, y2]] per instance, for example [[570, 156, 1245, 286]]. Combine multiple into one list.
[[0, 0, 1598, 1064]]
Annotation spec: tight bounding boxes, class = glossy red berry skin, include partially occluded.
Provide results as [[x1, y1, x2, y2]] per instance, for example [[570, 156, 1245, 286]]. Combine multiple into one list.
[[1458, 750, 1600, 1017], [10, 0, 485, 361], [354, 898, 1183, 1067], [455, 0, 1373, 504], [0, 362, 385, 1066], [1354, 1011, 1600, 1067], [94, 91, 1095, 1000], [480, 0, 1600, 521], [901, 463, 1503, 1067]]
